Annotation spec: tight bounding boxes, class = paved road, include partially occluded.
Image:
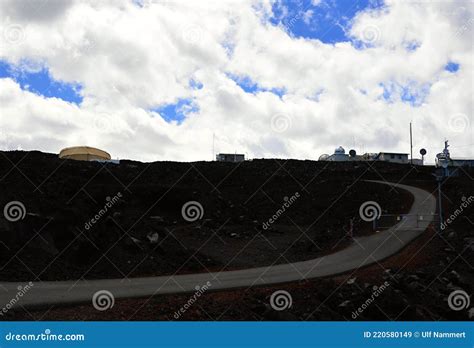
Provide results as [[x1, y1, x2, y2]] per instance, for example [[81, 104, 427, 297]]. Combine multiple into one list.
[[0, 181, 436, 309]]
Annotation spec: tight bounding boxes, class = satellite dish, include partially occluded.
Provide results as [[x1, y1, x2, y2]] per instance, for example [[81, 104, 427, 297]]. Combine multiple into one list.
[[420, 148, 427, 156], [349, 149, 356, 157]]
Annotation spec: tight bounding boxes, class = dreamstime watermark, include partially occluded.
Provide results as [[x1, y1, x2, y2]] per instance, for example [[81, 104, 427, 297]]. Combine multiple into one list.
[[181, 201, 204, 222], [441, 196, 474, 231], [3, 23, 26, 45], [262, 192, 300, 230], [454, 17, 473, 38], [270, 113, 292, 133], [5, 329, 85, 342], [93, 112, 120, 133], [281, 0, 306, 32], [361, 25, 381, 44], [448, 113, 470, 133], [359, 201, 382, 222], [92, 290, 115, 311], [3, 201, 26, 222], [270, 290, 292, 311], [447, 289, 470, 311], [0, 282, 34, 316], [182, 24, 203, 44], [351, 281, 390, 319], [173, 281, 212, 319], [84, 192, 122, 230]]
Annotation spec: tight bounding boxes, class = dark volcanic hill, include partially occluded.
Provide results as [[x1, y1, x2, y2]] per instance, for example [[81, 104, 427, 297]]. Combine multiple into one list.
[[0, 150, 466, 283]]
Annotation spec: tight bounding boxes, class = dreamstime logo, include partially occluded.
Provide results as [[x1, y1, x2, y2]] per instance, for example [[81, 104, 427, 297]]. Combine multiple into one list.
[[361, 25, 381, 44], [0, 282, 34, 316], [262, 192, 300, 230], [92, 290, 115, 311], [280, 0, 307, 32], [173, 281, 212, 320], [93, 113, 119, 133], [270, 290, 292, 311], [181, 201, 204, 222], [441, 196, 474, 230], [359, 201, 381, 222], [182, 25, 203, 44], [3, 24, 26, 45], [447, 289, 470, 311], [448, 113, 470, 133], [454, 17, 473, 38], [270, 113, 292, 133], [3, 201, 26, 222], [352, 281, 390, 319], [84, 193, 122, 230]]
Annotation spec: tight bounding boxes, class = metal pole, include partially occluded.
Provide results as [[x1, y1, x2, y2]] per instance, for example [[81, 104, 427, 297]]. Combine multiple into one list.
[[212, 133, 215, 161], [410, 122, 413, 165], [438, 179, 443, 232]]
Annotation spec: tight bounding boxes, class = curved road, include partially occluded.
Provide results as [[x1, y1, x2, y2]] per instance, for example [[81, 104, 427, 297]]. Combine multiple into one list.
[[0, 181, 436, 309]]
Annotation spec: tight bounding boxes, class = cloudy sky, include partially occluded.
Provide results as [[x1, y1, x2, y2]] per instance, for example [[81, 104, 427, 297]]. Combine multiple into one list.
[[0, 0, 472, 162]]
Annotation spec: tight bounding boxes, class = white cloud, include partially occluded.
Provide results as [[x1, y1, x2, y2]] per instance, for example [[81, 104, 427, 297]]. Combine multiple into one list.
[[0, 0, 472, 162], [303, 9, 314, 25]]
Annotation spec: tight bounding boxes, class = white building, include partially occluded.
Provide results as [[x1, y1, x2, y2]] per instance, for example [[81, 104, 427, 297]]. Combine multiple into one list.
[[216, 153, 245, 163], [374, 152, 409, 164], [321, 147, 410, 164]]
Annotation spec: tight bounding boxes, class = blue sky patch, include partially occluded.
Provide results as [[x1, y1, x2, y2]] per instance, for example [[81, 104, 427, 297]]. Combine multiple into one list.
[[0, 60, 83, 104], [309, 88, 325, 101], [227, 73, 259, 93], [269, 0, 386, 44], [152, 98, 199, 124], [189, 78, 203, 90], [379, 81, 430, 107], [226, 73, 286, 98], [380, 82, 395, 103], [445, 61, 460, 73], [404, 41, 421, 52], [132, 0, 145, 8], [268, 87, 286, 98]]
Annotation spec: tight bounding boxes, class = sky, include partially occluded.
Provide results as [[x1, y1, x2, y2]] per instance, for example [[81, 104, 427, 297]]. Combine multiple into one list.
[[0, 0, 472, 162]]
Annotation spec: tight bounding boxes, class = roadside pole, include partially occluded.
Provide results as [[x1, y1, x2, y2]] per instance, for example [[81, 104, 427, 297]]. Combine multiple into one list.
[[437, 179, 442, 231]]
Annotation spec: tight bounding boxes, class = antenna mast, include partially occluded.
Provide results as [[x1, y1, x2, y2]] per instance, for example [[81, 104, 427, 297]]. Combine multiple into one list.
[[212, 133, 215, 161], [410, 122, 413, 165]]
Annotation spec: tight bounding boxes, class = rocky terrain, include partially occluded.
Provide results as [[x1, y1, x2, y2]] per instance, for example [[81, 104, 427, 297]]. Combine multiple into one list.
[[0, 150, 472, 321], [0, 150, 416, 281]]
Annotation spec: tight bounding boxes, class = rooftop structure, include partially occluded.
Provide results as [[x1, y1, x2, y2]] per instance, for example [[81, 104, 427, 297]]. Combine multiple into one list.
[[374, 152, 409, 164], [326, 146, 349, 162], [436, 141, 474, 168], [216, 153, 245, 163], [321, 147, 410, 164]]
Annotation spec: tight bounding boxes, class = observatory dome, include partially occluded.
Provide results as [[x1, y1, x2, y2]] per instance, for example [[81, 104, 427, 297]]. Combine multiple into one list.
[[59, 146, 111, 162], [334, 146, 345, 155], [319, 154, 330, 161]]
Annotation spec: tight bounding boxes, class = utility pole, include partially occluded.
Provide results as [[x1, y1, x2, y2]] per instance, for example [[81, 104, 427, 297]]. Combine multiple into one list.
[[410, 122, 413, 165], [437, 177, 443, 232]]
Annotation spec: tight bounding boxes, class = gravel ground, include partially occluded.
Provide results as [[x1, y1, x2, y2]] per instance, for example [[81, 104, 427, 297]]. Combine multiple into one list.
[[0, 151, 472, 321]]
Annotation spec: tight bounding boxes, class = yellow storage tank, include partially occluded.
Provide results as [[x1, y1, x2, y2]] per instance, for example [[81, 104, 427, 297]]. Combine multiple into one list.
[[59, 146, 111, 161]]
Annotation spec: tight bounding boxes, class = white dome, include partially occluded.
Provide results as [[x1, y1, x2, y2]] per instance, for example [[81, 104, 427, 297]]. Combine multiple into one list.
[[334, 146, 345, 154], [319, 154, 330, 161]]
